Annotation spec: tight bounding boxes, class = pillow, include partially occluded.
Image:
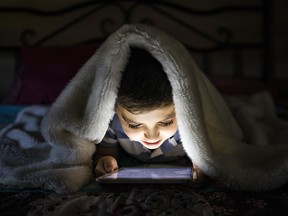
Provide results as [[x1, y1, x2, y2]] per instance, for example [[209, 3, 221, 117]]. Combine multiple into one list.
[[4, 45, 100, 105]]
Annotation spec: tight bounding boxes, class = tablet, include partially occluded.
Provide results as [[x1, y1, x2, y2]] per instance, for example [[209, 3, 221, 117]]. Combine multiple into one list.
[[96, 166, 196, 184]]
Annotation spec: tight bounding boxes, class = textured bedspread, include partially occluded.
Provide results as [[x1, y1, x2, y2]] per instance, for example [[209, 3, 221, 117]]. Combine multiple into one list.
[[1, 183, 288, 216]]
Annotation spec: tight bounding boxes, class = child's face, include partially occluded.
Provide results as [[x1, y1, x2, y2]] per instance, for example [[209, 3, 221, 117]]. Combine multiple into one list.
[[116, 104, 177, 150]]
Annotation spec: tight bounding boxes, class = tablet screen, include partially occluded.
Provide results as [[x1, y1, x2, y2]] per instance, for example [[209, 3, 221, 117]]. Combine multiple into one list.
[[96, 166, 195, 184]]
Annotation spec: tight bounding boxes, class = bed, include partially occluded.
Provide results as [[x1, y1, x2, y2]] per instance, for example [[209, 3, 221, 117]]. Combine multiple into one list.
[[1, 1, 288, 215]]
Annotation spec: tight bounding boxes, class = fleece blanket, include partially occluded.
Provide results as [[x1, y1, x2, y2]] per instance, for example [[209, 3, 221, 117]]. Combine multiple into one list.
[[1, 24, 288, 194], [0, 105, 94, 194]]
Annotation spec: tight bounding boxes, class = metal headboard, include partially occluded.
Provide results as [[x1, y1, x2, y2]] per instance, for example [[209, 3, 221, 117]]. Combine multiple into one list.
[[0, 0, 270, 81]]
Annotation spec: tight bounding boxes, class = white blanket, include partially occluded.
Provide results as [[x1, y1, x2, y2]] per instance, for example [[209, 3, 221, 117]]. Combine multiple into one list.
[[1, 24, 288, 193], [0, 106, 93, 194]]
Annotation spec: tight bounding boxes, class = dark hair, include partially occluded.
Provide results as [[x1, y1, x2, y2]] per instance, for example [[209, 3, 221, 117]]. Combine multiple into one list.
[[116, 47, 173, 113]]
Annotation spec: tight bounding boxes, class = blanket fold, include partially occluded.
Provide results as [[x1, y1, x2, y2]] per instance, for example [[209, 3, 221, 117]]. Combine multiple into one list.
[[1, 24, 288, 193]]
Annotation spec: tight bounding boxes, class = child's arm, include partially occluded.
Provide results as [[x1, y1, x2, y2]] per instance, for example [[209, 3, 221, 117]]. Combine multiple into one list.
[[93, 145, 119, 177]]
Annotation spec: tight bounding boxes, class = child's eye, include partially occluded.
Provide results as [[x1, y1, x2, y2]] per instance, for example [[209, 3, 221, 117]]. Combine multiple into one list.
[[159, 120, 174, 127], [128, 124, 142, 129]]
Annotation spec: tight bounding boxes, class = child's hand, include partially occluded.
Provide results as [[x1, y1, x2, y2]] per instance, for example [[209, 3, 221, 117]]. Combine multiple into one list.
[[192, 163, 205, 181], [94, 156, 118, 177]]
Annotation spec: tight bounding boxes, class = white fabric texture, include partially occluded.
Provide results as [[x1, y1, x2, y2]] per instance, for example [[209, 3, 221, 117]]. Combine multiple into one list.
[[1, 24, 288, 193], [0, 106, 93, 194]]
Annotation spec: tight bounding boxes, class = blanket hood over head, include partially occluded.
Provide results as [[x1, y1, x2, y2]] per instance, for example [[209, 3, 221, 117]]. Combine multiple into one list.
[[41, 24, 288, 192]]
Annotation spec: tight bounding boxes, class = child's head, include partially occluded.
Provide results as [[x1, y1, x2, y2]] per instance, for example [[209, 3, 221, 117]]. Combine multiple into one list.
[[115, 47, 177, 149], [116, 46, 173, 113]]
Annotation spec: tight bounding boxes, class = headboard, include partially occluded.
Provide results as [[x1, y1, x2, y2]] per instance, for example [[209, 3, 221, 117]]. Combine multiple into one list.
[[0, 0, 271, 103]]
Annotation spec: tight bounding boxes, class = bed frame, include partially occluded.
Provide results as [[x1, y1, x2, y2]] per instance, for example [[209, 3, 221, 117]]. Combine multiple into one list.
[[2, 2, 288, 216], [0, 0, 271, 82]]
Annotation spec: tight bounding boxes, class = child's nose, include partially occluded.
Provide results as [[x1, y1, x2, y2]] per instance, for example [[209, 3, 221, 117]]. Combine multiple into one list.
[[144, 129, 160, 140]]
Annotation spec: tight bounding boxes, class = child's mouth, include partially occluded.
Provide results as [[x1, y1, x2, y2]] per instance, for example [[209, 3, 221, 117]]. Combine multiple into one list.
[[143, 140, 161, 145]]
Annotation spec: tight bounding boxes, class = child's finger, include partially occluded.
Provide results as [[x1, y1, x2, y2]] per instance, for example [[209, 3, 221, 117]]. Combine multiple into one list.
[[192, 168, 198, 180], [94, 162, 106, 177], [104, 157, 118, 173], [192, 162, 203, 180], [94, 156, 119, 177]]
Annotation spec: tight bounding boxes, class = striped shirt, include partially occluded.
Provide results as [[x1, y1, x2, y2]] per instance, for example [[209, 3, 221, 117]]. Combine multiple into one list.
[[98, 114, 186, 162]]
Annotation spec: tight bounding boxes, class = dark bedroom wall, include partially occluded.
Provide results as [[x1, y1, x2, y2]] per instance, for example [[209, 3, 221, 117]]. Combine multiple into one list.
[[0, 0, 287, 98], [273, 0, 288, 79], [269, 0, 288, 96]]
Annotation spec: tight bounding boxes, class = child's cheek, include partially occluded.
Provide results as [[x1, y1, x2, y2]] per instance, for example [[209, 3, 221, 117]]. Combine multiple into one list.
[[122, 127, 143, 141], [162, 127, 178, 139]]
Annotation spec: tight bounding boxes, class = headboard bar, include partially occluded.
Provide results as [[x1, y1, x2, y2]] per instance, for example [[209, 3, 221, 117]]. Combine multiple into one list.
[[0, 1, 265, 46], [261, 0, 272, 82], [33, 4, 108, 46], [0, 0, 270, 81]]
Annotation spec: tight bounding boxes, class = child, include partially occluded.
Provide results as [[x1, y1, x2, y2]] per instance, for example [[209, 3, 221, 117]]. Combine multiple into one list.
[[2, 24, 285, 194], [93, 46, 203, 180]]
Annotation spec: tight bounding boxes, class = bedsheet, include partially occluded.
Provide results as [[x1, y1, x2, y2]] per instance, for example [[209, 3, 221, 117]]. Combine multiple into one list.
[[0, 105, 26, 127], [1, 183, 288, 216]]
